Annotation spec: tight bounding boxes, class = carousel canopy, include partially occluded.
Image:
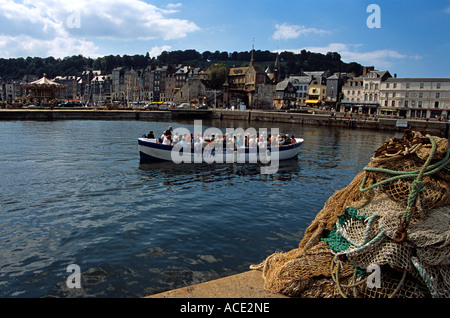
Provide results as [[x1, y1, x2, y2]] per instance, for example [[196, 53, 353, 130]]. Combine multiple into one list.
[[21, 74, 66, 89]]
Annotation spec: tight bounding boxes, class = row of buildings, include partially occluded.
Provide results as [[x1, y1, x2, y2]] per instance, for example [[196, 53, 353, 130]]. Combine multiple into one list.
[[1, 55, 449, 119]]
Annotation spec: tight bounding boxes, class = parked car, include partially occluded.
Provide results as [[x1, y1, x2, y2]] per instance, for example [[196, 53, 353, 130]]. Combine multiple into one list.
[[144, 103, 159, 111], [177, 103, 191, 109], [58, 101, 83, 107], [197, 104, 208, 109]]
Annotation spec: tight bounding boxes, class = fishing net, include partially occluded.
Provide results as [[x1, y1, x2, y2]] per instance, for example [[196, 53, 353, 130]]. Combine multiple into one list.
[[251, 130, 450, 298]]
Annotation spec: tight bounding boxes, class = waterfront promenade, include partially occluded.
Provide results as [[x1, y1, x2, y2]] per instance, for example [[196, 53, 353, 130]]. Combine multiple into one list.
[[1, 108, 448, 137]]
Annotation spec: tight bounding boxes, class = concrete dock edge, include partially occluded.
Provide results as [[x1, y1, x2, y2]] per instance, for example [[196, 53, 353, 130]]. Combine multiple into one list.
[[147, 270, 288, 298], [1, 109, 447, 138]]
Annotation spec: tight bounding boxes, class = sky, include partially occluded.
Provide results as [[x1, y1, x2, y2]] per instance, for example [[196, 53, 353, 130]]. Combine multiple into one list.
[[0, 0, 449, 77]]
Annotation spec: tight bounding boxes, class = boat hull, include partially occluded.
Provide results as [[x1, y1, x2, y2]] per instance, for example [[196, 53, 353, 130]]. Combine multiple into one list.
[[138, 138, 303, 164]]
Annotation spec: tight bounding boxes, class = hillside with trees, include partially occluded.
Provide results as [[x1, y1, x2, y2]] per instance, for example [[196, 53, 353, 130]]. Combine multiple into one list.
[[0, 49, 363, 80]]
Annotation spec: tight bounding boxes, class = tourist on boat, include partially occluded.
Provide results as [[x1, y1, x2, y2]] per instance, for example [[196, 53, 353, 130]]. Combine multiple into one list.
[[283, 134, 292, 146], [179, 137, 189, 148], [202, 134, 211, 147], [194, 137, 202, 152], [162, 134, 172, 145], [172, 132, 180, 144], [164, 126, 173, 137], [291, 135, 297, 144], [249, 135, 258, 148], [147, 131, 155, 139], [236, 134, 244, 148]]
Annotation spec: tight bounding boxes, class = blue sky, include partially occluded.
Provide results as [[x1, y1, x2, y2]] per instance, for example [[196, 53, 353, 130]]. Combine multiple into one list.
[[0, 0, 449, 77]]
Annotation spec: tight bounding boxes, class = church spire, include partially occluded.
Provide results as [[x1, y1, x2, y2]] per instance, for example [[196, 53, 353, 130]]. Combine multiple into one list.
[[250, 37, 255, 66], [273, 52, 280, 83]]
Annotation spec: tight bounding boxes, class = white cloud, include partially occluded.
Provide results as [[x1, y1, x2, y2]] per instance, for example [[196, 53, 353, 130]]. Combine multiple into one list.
[[276, 43, 421, 69], [148, 45, 172, 58], [0, 35, 100, 58], [444, 6, 450, 14], [0, 0, 200, 57], [166, 3, 183, 10], [272, 23, 329, 40]]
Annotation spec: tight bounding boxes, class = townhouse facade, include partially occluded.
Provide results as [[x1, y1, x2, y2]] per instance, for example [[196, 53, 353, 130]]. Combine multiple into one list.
[[341, 68, 393, 115], [53, 76, 82, 101], [273, 79, 297, 109], [340, 66, 450, 119], [1, 80, 23, 101], [288, 75, 311, 106], [87, 74, 113, 103], [380, 78, 450, 119]]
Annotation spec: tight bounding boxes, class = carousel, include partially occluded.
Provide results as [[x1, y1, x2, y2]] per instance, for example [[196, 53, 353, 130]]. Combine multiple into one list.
[[21, 74, 67, 106]]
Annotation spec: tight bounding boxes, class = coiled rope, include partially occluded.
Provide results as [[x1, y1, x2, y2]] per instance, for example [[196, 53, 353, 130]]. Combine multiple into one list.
[[359, 134, 450, 243]]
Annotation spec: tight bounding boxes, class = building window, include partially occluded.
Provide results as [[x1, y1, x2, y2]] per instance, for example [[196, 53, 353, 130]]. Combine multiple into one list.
[[437, 83, 441, 89], [406, 83, 410, 89], [411, 100, 416, 107], [436, 93, 440, 98], [392, 101, 395, 107], [405, 101, 408, 107], [405, 92, 409, 98], [386, 83, 390, 88], [419, 92, 423, 98], [420, 83, 424, 89], [418, 101, 422, 108], [393, 83, 397, 88], [435, 101, 439, 108]]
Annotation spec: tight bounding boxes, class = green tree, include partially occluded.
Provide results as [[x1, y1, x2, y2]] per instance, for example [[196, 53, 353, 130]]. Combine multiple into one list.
[[209, 64, 228, 89]]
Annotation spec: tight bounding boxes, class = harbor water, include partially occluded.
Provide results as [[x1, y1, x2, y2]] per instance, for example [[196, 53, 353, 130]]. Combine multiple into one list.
[[0, 119, 402, 298]]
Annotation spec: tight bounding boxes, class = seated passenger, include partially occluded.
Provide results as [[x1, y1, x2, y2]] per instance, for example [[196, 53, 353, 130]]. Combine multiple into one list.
[[147, 131, 155, 139], [179, 137, 188, 148], [172, 132, 180, 144], [283, 134, 292, 145], [236, 134, 244, 148], [249, 135, 258, 148], [162, 135, 172, 145]]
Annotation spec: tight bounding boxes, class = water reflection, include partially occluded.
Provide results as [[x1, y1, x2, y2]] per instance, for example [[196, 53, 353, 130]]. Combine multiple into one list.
[[139, 158, 301, 184]]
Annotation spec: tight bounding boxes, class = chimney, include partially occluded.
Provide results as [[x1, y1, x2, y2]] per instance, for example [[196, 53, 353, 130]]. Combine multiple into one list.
[[363, 66, 375, 77]]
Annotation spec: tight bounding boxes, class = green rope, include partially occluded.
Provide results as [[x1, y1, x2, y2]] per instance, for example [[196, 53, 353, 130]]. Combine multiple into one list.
[[411, 256, 440, 298], [330, 256, 408, 298], [359, 134, 450, 239]]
